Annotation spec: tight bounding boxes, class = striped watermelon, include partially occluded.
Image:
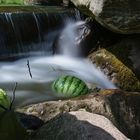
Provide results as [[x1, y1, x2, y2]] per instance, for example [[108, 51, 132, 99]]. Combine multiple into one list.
[[52, 75, 88, 97], [0, 89, 11, 112]]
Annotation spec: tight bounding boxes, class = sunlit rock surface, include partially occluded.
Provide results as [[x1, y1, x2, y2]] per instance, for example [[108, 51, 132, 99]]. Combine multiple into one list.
[[71, 0, 140, 34], [28, 111, 130, 140], [17, 89, 140, 139]]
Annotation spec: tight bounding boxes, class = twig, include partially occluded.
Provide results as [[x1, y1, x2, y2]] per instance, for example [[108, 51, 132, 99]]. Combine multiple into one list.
[[27, 60, 32, 78], [0, 104, 8, 111], [9, 82, 18, 110]]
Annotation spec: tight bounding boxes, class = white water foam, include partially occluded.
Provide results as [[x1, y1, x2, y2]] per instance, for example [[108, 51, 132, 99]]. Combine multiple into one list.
[[0, 55, 116, 107]]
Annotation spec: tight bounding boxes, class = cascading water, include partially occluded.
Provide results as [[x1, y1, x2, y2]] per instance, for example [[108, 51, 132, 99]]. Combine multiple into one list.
[[0, 7, 116, 108], [0, 20, 116, 108], [0, 7, 80, 60]]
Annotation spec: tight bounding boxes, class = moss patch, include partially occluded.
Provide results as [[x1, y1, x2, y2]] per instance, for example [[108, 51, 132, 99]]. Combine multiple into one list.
[[89, 48, 140, 91], [0, 5, 69, 13]]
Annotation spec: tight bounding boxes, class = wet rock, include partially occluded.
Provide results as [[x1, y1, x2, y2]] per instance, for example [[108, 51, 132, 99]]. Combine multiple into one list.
[[17, 112, 44, 130], [28, 111, 130, 140], [106, 36, 140, 80], [88, 47, 140, 91], [24, 0, 63, 6], [71, 0, 140, 34], [17, 89, 140, 139]]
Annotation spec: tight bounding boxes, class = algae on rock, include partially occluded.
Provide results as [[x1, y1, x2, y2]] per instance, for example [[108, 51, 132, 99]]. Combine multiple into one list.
[[89, 48, 140, 91]]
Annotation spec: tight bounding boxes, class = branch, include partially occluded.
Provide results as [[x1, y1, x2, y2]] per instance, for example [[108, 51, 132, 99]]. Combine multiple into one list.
[[0, 104, 8, 111], [9, 82, 18, 110], [27, 60, 32, 78]]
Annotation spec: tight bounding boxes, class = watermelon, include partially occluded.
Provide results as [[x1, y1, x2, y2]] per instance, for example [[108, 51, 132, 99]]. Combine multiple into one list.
[[52, 75, 88, 97], [0, 89, 11, 112]]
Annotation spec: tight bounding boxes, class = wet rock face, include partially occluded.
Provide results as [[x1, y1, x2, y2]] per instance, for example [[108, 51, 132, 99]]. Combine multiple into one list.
[[28, 111, 129, 140], [71, 0, 140, 34]]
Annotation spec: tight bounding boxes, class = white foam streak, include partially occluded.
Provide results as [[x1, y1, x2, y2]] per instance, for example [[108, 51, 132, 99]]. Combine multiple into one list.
[[0, 55, 116, 107]]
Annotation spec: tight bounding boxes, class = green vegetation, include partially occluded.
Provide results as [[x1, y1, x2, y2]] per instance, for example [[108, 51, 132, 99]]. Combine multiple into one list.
[[0, 89, 11, 112], [0, 0, 24, 5]]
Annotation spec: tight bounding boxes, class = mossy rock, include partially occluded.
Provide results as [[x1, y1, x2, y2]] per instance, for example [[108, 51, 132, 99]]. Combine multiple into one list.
[[0, 5, 70, 13], [89, 48, 140, 91]]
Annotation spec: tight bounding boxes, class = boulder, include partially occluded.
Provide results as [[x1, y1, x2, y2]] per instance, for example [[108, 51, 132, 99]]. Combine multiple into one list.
[[17, 89, 140, 139], [28, 111, 130, 140], [24, 0, 66, 6], [70, 0, 140, 34], [88, 46, 140, 91]]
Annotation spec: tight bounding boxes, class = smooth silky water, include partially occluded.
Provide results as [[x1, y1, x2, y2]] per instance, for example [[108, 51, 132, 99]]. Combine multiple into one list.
[[0, 20, 116, 108]]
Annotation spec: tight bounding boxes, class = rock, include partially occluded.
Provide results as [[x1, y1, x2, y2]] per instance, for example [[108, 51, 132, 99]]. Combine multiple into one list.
[[107, 36, 140, 80], [16, 112, 44, 130], [28, 111, 130, 140], [17, 89, 140, 139], [24, 0, 63, 6], [88, 47, 140, 91], [70, 0, 140, 34]]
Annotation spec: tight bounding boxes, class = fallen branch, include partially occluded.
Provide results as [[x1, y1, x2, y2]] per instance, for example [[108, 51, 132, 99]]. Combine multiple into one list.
[[27, 60, 32, 78], [9, 82, 18, 110]]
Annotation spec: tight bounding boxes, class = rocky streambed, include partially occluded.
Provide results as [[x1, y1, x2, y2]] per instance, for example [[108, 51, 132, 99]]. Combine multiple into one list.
[[1, 0, 140, 140], [17, 89, 140, 140]]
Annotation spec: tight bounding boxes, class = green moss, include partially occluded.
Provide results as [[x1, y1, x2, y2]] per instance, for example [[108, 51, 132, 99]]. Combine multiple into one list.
[[0, 5, 69, 13], [89, 49, 140, 91]]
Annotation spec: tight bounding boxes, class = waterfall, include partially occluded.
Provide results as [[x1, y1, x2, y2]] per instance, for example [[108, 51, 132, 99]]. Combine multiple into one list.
[[0, 7, 116, 108], [0, 7, 81, 61], [0, 22, 116, 108]]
